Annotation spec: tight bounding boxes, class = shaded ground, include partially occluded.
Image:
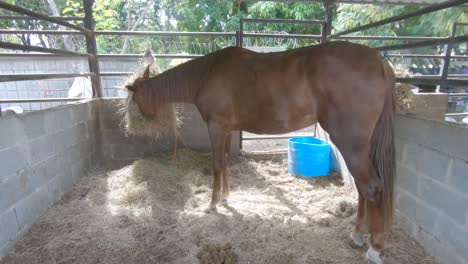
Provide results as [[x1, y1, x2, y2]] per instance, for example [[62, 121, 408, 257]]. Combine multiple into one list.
[[1, 149, 437, 264]]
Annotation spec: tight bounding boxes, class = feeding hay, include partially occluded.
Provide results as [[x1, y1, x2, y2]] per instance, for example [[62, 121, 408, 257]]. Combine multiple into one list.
[[391, 63, 417, 113], [121, 48, 183, 139], [0, 150, 438, 264]]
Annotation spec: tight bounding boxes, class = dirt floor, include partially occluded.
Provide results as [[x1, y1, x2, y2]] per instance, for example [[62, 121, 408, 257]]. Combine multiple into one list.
[[1, 149, 438, 264]]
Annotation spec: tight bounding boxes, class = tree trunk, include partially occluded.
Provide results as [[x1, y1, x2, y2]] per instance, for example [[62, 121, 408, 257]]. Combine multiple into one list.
[[44, 0, 75, 51]]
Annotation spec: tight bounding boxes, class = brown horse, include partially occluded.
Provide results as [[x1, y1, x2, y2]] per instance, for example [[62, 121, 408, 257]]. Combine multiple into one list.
[[125, 41, 396, 264]]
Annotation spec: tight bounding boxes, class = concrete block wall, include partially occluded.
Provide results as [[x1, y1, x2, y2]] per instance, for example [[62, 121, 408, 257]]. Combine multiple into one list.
[[0, 96, 238, 257], [395, 114, 468, 264], [96, 98, 240, 161], [0, 100, 100, 256]]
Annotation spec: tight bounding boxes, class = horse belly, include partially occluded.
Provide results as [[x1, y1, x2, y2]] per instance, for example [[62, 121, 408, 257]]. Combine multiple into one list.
[[243, 110, 317, 134]]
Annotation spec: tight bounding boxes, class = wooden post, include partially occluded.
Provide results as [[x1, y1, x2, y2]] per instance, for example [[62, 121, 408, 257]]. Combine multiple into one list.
[[83, 0, 102, 97]]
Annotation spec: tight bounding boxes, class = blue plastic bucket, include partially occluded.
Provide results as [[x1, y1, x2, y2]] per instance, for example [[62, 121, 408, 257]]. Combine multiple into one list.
[[288, 136, 331, 177]]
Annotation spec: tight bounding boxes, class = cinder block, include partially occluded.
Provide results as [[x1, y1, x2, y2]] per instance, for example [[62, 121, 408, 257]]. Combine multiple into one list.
[[27, 156, 58, 193], [71, 122, 89, 144], [419, 176, 468, 225], [0, 168, 33, 214], [29, 135, 55, 165], [20, 112, 46, 140], [398, 210, 467, 264], [52, 129, 74, 154], [448, 158, 468, 195], [0, 146, 28, 183], [397, 163, 419, 193], [403, 143, 450, 182], [0, 209, 19, 247], [397, 189, 439, 233], [13, 186, 50, 230], [0, 117, 28, 151], [101, 130, 132, 146], [434, 214, 468, 260], [44, 107, 72, 134], [70, 103, 92, 124]]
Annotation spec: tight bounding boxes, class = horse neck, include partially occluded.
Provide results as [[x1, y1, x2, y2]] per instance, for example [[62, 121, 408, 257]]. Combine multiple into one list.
[[143, 57, 210, 106]]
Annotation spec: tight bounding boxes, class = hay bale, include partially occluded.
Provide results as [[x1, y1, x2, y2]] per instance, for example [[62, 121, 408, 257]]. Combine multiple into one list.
[[121, 48, 182, 139]]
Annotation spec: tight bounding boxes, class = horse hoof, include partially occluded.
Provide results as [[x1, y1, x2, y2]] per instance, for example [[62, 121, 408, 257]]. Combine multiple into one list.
[[366, 246, 383, 264], [350, 231, 367, 248], [205, 204, 218, 214], [221, 198, 228, 205]]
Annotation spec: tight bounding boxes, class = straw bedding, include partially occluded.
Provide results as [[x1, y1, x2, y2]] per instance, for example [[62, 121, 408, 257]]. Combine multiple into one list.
[[1, 149, 437, 264]]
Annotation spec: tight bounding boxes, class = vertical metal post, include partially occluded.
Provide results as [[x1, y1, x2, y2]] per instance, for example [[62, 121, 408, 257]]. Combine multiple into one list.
[[439, 23, 457, 93], [239, 19, 244, 48], [238, 20, 244, 150], [83, 0, 102, 97], [322, 0, 334, 43]]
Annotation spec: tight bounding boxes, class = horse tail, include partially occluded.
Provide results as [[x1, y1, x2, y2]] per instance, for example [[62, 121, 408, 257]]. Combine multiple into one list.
[[368, 58, 396, 231]]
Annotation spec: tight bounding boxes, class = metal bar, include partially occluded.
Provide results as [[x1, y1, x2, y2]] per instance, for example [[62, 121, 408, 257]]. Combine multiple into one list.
[[240, 19, 244, 48], [98, 54, 201, 59], [249, 0, 465, 6], [321, 23, 327, 43], [0, 29, 83, 35], [241, 18, 325, 25], [243, 32, 322, 39], [375, 35, 468, 51], [0, 41, 87, 56], [0, 98, 86, 103], [0, 53, 84, 57], [83, 0, 102, 98], [396, 77, 468, 86], [243, 133, 312, 140], [0, 15, 83, 21], [387, 54, 467, 59], [0, 1, 90, 33], [332, 35, 445, 41], [445, 112, 468, 117], [447, 93, 468, 96], [324, 1, 334, 36], [0, 73, 95, 82], [330, 0, 468, 38], [99, 72, 132, 76], [412, 74, 468, 78], [440, 23, 458, 91], [95, 30, 236, 37]]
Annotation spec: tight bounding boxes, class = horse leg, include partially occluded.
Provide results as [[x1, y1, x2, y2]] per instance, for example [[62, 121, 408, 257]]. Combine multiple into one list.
[[329, 134, 385, 263], [221, 133, 232, 203], [366, 202, 385, 264], [350, 194, 368, 247], [208, 122, 227, 210]]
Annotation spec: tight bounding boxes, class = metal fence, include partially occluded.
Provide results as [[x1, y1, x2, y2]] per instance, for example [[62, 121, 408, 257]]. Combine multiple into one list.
[[0, 0, 467, 118]]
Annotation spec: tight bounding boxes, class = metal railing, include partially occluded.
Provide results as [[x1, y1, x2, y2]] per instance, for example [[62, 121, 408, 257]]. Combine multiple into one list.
[[325, 0, 468, 118], [1, 0, 467, 118]]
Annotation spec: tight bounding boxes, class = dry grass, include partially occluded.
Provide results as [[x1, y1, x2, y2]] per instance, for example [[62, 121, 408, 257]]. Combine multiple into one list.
[[120, 50, 182, 139], [391, 64, 417, 113], [1, 150, 438, 264]]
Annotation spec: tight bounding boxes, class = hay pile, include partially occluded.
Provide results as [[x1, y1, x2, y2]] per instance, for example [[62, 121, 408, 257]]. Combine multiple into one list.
[[1, 150, 437, 264], [391, 63, 417, 113], [121, 49, 182, 139]]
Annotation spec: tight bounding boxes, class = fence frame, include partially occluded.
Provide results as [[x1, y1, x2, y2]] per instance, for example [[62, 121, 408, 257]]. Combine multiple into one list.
[[0, 0, 467, 118]]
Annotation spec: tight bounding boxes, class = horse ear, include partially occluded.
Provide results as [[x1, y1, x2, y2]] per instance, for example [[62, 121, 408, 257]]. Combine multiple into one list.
[[125, 85, 135, 91], [143, 66, 150, 79]]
